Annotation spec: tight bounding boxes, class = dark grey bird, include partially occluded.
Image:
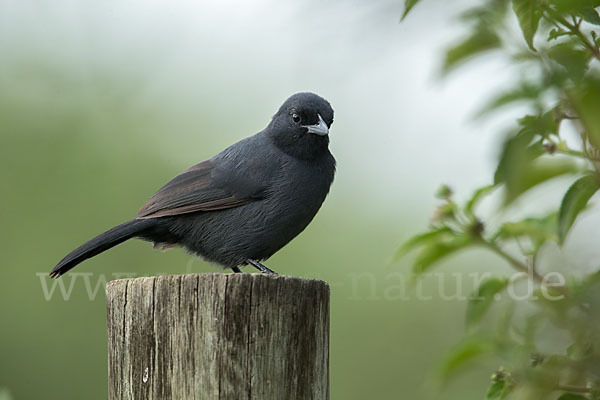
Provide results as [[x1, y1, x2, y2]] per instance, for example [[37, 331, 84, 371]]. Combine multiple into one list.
[[50, 92, 335, 278]]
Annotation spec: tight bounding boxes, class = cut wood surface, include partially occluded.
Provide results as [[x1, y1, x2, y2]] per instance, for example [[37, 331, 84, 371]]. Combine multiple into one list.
[[106, 273, 330, 399]]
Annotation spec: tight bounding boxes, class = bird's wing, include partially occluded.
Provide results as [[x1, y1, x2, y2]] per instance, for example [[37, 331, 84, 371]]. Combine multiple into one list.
[[136, 159, 266, 219]]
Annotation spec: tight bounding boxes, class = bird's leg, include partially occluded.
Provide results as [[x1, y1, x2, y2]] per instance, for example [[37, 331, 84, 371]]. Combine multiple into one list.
[[231, 266, 242, 273], [246, 259, 278, 275]]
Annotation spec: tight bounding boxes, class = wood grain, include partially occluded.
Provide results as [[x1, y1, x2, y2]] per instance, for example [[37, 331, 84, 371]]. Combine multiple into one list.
[[106, 273, 329, 400]]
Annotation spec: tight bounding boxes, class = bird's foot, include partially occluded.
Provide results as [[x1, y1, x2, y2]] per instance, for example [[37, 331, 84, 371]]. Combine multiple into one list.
[[246, 259, 278, 275], [153, 242, 178, 252]]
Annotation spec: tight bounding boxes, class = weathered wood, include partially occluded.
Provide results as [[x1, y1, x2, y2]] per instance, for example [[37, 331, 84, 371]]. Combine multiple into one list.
[[106, 273, 329, 400]]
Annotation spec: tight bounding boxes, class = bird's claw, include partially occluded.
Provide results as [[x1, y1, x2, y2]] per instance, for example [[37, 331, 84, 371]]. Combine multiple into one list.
[[259, 266, 278, 275], [246, 259, 278, 275]]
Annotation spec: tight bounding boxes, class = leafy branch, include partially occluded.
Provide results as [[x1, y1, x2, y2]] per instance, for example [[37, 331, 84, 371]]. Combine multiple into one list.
[[400, 0, 600, 398], [540, 3, 600, 59]]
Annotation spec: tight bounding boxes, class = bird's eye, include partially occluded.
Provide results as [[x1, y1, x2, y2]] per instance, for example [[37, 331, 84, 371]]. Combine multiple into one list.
[[292, 113, 301, 123]]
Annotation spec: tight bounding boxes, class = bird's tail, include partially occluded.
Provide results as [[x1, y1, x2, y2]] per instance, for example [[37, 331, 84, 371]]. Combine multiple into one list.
[[50, 219, 155, 278]]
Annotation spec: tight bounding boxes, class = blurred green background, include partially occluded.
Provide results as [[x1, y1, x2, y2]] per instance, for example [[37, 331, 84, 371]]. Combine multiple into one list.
[[0, 0, 533, 399]]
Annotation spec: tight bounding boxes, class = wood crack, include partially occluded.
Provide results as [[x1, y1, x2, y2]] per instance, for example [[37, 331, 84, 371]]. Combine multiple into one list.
[[106, 274, 329, 400], [246, 275, 253, 400]]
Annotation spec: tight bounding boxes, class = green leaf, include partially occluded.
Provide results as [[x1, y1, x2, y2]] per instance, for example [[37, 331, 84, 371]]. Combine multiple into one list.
[[393, 226, 453, 261], [514, 159, 580, 198], [487, 380, 505, 399], [477, 84, 542, 117], [512, 0, 542, 50], [557, 394, 589, 400], [443, 29, 501, 73], [571, 270, 600, 304], [497, 216, 557, 240], [550, 0, 600, 14], [495, 212, 559, 253], [439, 337, 494, 381], [571, 78, 600, 148], [548, 27, 568, 41], [579, 7, 600, 25], [517, 111, 559, 138], [494, 131, 540, 186], [413, 233, 473, 276], [401, 0, 422, 20], [465, 185, 495, 215], [495, 130, 579, 204], [558, 173, 600, 243], [494, 137, 580, 205], [466, 277, 509, 328], [487, 369, 514, 399], [459, 2, 509, 26], [548, 42, 591, 81]]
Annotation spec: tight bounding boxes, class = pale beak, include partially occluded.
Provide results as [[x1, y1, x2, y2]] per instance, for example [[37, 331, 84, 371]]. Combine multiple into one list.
[[302, 114, 329, 136]]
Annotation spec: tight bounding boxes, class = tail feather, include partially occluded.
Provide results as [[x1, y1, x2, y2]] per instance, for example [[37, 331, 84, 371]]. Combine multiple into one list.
[[50, 219, 154, 278]]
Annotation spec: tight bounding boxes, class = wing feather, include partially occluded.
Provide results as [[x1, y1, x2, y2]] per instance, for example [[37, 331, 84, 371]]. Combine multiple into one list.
[[136, 159, 264, 219]]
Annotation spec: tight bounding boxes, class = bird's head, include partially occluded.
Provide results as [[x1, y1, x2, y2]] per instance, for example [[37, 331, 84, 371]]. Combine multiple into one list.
[[267, 92, 334, 159]]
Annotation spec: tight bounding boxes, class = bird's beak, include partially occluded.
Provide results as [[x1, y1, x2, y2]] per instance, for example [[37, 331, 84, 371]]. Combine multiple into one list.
[[302, 114, 329, 136]]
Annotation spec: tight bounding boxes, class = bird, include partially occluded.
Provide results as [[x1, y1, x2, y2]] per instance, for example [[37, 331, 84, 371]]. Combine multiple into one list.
[[49, 92, 336, 278]]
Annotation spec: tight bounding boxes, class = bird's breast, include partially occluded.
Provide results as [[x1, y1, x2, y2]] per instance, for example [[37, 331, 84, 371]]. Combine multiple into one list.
[[264, 156, 334, 223]]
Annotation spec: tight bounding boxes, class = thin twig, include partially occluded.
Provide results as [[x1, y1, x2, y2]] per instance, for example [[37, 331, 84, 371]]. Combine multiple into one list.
[[555, 147, 600, 162], [480, 240, 544, 283], [556, 384, 594, 394], [541, 5, 600, 60]]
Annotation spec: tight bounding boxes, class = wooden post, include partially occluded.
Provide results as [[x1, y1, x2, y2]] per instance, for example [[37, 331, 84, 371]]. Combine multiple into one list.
[[106, 273, 330, 399]]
